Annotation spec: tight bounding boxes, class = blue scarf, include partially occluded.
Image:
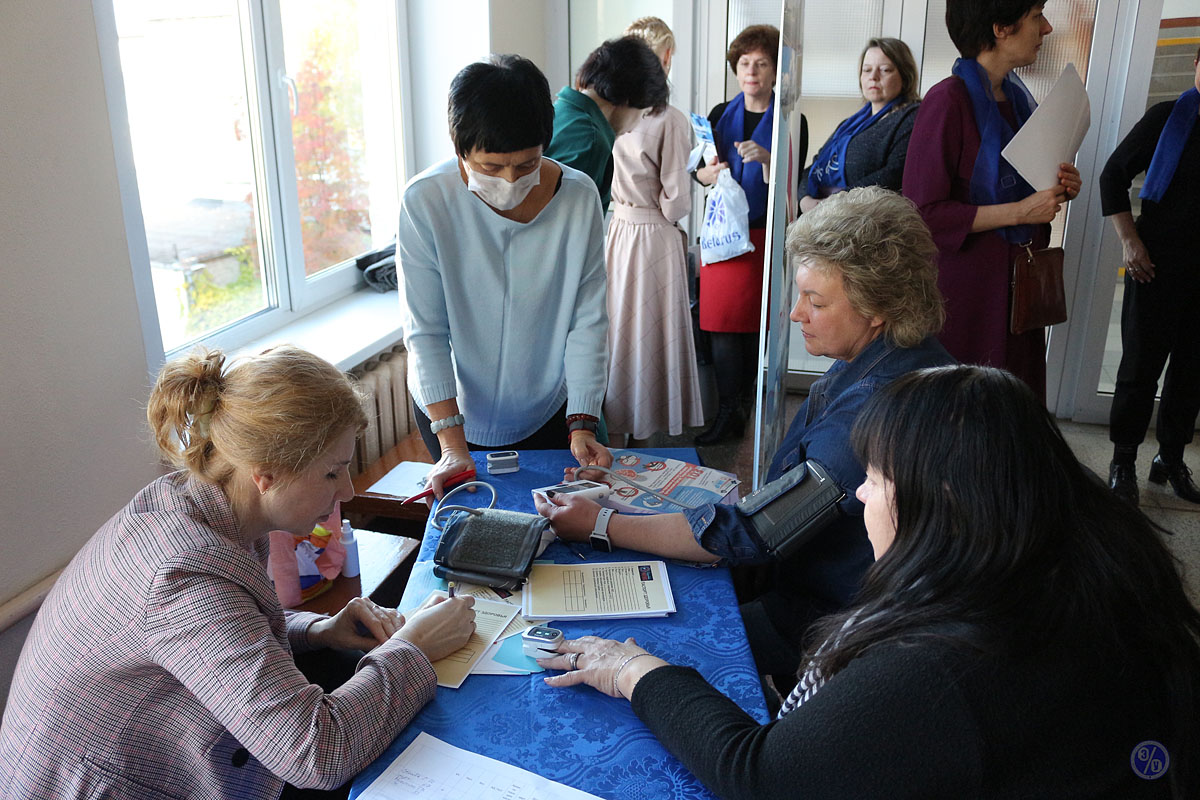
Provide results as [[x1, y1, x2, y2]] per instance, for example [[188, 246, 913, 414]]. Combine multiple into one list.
[[952, 58, 1037, 245], [713, 92, 775, 222], [805, 99, 899, 197], [1140, 87, 1200, 204]]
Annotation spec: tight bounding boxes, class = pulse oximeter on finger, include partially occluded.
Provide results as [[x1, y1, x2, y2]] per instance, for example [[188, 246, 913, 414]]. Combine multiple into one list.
[[521, 625, 564, 659]]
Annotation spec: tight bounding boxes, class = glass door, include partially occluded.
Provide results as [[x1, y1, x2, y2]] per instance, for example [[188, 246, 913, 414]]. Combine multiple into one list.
[[1052, 0, 1198, 422]]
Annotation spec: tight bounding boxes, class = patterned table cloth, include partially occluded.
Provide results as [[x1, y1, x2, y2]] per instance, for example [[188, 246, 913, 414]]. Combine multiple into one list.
[[350, 449, 768, 799]]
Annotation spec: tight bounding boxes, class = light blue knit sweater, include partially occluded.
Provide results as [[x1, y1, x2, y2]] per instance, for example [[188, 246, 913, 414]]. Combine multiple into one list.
[[399, 158, 608, 446]]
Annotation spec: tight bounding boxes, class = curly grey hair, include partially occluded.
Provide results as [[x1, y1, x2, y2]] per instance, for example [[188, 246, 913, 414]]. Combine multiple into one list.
[[785, 186, 944, 347]]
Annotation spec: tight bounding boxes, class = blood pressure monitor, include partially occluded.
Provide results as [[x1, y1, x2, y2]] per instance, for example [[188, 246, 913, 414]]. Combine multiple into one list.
[[530, 479, 610, 505]]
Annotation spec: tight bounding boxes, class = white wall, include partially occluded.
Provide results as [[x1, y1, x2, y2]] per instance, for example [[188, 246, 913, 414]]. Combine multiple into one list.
[[1162, 0, 1194, 17], [405, 0, 570, 174], [406, 0, 491, 172], [0, 0, 163, 704], [491, 0, 570, 89]]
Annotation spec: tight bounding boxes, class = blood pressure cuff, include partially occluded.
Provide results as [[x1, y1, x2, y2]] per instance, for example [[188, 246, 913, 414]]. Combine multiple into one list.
[[735, 459, 846, 560], [433, 508, 549, 591]]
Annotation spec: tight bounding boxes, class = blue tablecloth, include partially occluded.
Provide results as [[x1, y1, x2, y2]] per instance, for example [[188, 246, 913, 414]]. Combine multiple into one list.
[[350, 449, 768, 799]]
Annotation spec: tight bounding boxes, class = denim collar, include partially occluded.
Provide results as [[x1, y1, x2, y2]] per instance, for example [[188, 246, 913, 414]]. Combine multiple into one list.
[[805, 335, 896, 424]]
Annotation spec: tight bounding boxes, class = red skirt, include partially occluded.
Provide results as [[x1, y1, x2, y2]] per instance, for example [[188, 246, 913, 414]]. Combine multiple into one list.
[[699, 227, 767, 333]]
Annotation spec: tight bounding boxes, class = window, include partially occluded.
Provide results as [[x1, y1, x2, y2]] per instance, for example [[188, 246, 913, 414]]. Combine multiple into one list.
[[108, 0, 405, 355], [801, 0, 884, 97]]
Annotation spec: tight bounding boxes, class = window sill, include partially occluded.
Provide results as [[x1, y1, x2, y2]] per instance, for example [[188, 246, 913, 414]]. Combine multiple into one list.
[[238, 289, 404, 370]]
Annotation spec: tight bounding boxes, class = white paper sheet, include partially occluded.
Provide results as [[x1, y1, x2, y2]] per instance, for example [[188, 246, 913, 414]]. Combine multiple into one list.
[[364, 461, 430, 498], [1001, 63, 1091, 191], [359, 732, 603, 800]]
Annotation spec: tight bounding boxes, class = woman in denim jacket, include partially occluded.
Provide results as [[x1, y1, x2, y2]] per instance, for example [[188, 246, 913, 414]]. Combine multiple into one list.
[[538, 187, 953, 681]]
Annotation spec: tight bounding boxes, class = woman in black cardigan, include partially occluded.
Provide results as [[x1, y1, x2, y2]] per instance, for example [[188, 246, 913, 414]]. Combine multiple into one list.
[[800, 37, 920, 212], [539, 366, 1200, 799]]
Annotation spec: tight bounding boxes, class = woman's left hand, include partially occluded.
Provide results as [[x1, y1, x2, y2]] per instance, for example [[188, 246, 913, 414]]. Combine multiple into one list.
[[569, 431, 612, 477], [533, 491, 602, 543], [308, 597, 406, 650], [1058, 162, 1082, 202], [538, 636, 669, 699]]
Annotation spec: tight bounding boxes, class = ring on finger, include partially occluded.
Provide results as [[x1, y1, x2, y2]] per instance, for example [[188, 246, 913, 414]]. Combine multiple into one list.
[[567, 652, 580, 670]]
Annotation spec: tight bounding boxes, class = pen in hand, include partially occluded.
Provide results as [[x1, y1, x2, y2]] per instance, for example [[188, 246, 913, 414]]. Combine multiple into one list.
[[448, 581, 456, 599]]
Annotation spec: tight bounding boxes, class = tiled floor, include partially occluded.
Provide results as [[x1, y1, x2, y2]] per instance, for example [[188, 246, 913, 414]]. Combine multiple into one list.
[[641, 392, 1200, 603]]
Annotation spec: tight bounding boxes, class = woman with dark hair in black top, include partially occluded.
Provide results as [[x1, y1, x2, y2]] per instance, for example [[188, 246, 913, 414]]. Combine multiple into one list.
[[538, 365, 1200, 799], [1102, 44, 1200, 507]]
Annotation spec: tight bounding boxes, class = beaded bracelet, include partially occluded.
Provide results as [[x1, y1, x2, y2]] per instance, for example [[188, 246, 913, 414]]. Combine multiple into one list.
[[613, 652, 654, 698]]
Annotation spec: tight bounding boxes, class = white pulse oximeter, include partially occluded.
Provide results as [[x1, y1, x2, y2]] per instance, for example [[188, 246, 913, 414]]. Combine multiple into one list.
[[521, 625, 564, 659]]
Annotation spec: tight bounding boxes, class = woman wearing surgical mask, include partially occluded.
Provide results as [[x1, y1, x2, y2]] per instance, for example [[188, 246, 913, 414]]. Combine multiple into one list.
[[398, 55, 613, 497]]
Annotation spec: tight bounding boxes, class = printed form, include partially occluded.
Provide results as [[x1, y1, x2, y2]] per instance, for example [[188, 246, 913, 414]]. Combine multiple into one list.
[[523, 561, 675, 620], [359, 732, 602, 800]]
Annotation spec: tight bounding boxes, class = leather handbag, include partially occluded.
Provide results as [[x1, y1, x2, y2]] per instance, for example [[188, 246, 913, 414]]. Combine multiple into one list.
[[1010, 245, 1067, 335]]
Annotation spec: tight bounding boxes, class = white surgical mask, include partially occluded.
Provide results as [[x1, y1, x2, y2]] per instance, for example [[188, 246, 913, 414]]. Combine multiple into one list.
[[463, 160, 541, 210]]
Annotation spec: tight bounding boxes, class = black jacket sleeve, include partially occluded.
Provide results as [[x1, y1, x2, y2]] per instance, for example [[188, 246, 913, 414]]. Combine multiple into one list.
[[629, 644, 981, 799], [1099, 101, 1173, 217]]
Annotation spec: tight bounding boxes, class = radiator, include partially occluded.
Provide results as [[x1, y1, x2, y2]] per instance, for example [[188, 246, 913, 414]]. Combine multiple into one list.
[[351, 344, 412, 474]]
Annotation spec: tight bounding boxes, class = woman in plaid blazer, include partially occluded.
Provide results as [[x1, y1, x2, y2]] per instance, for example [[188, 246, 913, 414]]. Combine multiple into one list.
[[0, 346, 476, 799]]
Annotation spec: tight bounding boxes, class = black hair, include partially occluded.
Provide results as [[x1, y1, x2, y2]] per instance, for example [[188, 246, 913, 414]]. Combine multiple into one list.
[[945, 0, 1044, 59], [807, 366, 1200, 795], [575, 36, 669, 112], [447, 55, 554, 157]]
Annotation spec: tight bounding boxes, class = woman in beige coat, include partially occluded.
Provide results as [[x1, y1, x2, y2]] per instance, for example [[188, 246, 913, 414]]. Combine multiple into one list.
[[604, 17, 704, 441]]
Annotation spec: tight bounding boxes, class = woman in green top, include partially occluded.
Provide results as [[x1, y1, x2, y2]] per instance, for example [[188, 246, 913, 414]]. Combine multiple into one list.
[[545, 36, 670, 208]]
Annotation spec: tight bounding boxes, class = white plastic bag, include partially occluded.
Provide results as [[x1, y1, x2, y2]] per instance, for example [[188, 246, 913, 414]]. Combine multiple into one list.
[[699, 169, 755, 264]]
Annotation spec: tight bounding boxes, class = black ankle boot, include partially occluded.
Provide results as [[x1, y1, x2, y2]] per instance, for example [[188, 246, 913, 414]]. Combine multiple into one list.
[[1108, 462, 1139, 507], [1148, 455, 1200, 504], [695, 402, 744, 445]]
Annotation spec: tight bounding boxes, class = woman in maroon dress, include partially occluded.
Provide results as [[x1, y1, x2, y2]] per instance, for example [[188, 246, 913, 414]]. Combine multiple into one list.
[[902, 1, 1080, 400]]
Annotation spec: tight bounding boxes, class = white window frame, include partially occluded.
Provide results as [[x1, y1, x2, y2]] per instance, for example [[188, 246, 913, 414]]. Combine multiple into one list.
[[93, 0, 411, 372]]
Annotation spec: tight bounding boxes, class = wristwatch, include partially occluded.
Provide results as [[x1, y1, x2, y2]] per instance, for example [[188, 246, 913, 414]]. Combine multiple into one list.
[[590, 507, 615, 553]]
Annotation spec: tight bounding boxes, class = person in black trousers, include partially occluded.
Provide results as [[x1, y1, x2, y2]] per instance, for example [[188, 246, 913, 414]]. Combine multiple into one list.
[[1101, 45, 1200, 506]]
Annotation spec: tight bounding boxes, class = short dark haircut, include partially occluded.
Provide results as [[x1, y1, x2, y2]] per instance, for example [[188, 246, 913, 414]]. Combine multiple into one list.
[[726, 24, 780, 73], [575, 36, 669, 112], [447, 55, 554, 157], [804, 365, 1200, 791], [861, 37, 921, 105], [945, 0, 1043, 59]]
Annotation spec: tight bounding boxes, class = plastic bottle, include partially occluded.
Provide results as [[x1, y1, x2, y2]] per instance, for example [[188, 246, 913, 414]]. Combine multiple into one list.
[[340, 520, 360, 578]]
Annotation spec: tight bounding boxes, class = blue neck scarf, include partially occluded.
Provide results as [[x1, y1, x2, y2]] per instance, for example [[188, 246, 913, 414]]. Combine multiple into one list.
[[713, 91, 775, 222], [952, 58, 1037, 245], [805, 99, 899, 197], [1140, 87, 1200, 204]]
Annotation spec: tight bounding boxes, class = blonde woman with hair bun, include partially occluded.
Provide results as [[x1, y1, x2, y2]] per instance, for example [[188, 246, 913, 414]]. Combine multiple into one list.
[[603, 15, 704, 442], [0, 345, 476, 798]]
